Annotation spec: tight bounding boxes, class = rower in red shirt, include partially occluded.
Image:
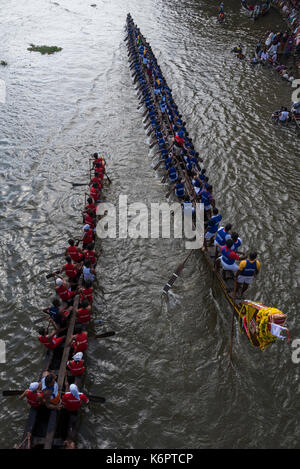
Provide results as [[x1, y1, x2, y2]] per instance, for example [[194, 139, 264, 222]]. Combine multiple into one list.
[[19, 382, 44, 408], [174, 134, 185, 147], [65, 239, 84, 262], [69, 326, 88, 354], [77, 300, 91, 324], [89, 173, 102, 191], [54, 277, 78, 304], [83, 243, 100, 266], [61, 256, 81, 284], [78, 224, 94, 249], [62, 383, 89, 412], [83, 197, 97, 217], [38, 321, 66, 350], [80, 281, 93, 304], [90, 183, 101, 203], [94, 163, 104, 180], [67, 352, 85, 377], [83, 211, 96, 230], [92, 152, 106, 169]]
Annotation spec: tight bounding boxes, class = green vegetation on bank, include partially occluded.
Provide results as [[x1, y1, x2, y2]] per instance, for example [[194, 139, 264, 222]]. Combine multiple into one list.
[[0, 60, 7, 66], [27, 44, 62, 55]]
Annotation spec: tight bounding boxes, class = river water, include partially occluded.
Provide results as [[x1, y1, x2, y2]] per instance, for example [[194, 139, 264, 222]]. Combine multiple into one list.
[[0, 0, 299, 449]]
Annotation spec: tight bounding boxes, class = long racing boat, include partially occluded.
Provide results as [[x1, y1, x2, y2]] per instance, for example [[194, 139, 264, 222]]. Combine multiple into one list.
[[125, 13, 289, 352]]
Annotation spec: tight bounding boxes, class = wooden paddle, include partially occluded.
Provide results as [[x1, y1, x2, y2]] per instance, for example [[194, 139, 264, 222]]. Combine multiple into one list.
[[3, 390, 105, 403], [153, 159, 164, 171], [46, 270, 60, 279], [162, 251, 193, 294], [229, 309, 235, 362], [165, 184, 175, 198]]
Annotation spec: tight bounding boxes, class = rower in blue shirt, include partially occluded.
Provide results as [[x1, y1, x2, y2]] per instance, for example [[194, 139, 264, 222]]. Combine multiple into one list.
[[203, 208, 222, 250], [168, 164, 178, 182], [231, 232, 243, 253], [175, 178, 185, 199], [214, 223, 232, 257]]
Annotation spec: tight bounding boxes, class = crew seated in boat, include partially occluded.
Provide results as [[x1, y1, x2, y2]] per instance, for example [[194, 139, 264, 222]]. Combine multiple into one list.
[[82, 259, 96, 285], [216, 239, 246, 278], [90, 182, 101, 204], [54, 276, 79, 305], [38, 321, 66, 350], [67, 352, 85, 377], [168, 164, 178, 183], [19, 382, 44, 408], [175, 177, 185, 199], [65, 239, 84, 263], [231, 232, 243, 253], [232, 252, 261, 298], [83, 243, 100, 266], [43, 297, 73, 328], [62, 383, 89, 412], [83, 209, 97, 231], [61, 256, 82, 287], [80, 224, 95, 250], [41, 372, 61, 409], [79, 281, 93, 305], [291, 102, 300, 115], [214, 223, 232, 256], [76, 300, 92, 324], [69, 325, 88, 354], [278, 108, 290, 123], [203, 207, 222, 250], [200, 184, 214, 220]]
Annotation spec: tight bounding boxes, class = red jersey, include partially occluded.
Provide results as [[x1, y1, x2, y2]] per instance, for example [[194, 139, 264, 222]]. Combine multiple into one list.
[[85, 202, 96, 215], [175, 134, 184, 147], [84, 249, 96, 265], [83, 228, 93, 246], [90, 176, 102, 189], [66, 246, 83, 262], [94, 168, 104, 180], [64, 263, 78, 279], [39, 334, 64, 350], [26, 390, 44, 408], [62, 392, 89, 411], [93, 158, 105, 168], [84, 214, 95, 229], [67, 360, 85, 376], [80, 287, 93, 304], [73, 332, 88, 353], [90, 186, 100, 201], [77, 307, 91, 324], [56, 285, 75, 302]]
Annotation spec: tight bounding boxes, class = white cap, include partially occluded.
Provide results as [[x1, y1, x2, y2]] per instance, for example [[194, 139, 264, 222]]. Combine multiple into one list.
[[83, 224, 90, 231], [56, 278, 63, 286], [70, 383, 80, 400], [73, 352, 83, 362], [29, 382, 39, 392]]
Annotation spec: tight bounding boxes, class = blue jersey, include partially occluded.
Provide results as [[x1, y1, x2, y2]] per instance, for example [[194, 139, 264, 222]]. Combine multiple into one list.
[[215, 227, 231, 246], [169, 167, 178, 182], [207, 214, 222, 234], [175, 182, 185, 198], [232, 238, 242, 252], [239, 259, 258, 276]]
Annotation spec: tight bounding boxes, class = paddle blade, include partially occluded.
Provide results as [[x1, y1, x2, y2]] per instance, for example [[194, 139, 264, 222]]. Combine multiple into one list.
[[162, 253, 192, 294], [162, 272, 179, 294], [3, 390, 23, 396], [87, 395, 106, 403], [95, 331, 115, 339]]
